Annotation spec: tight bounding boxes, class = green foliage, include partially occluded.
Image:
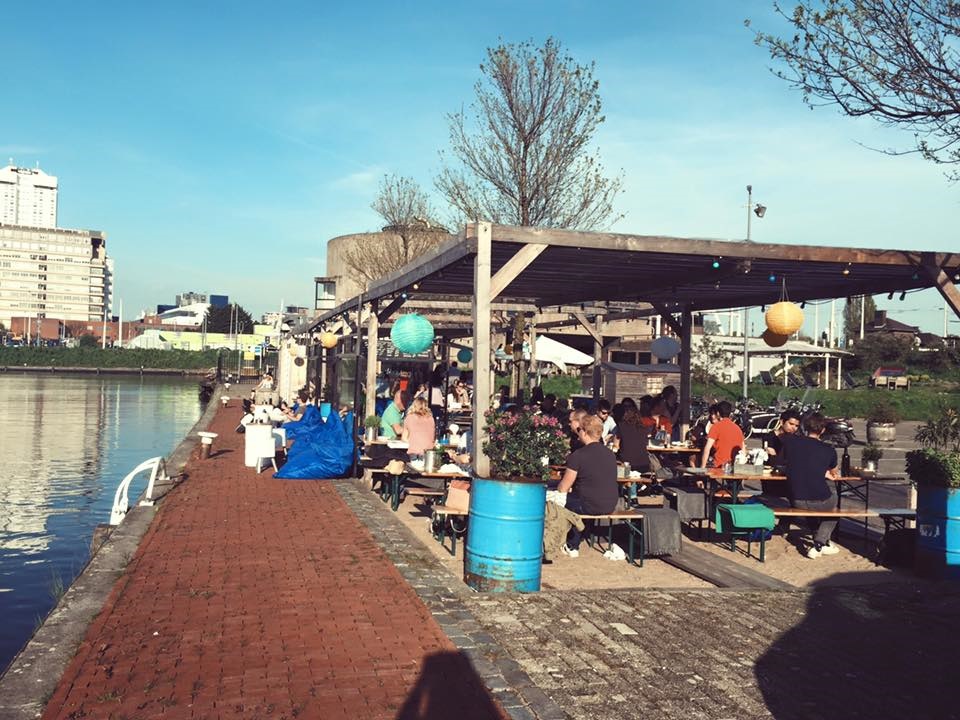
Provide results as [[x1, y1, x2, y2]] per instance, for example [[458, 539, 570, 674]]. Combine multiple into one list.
[[364, 415, 381, 428], [0, 346, 232, 370], [861, 444, 883, 463], [77, 334, 99, 348], [915, 406, 960, 453], [866, 397, 900, 424], [692, 335, 733, 384], [906, 448, 960, 489], [204, 304, 253, 334], [692, 382, 960, 422], [540, 374, 584, 400], [482, 408, 569, 480], [848, 333, 911, 371]]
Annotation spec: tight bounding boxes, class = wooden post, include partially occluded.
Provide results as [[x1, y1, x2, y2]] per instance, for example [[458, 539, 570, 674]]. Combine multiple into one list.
[[679, 307, 693, 439], [837, 355, 843, 390], [824, 353, 830, 390], [592, 316, 603, 402], [529, 315, 538, 391], [473, 222, 493, 477], [365, 300, 379, 421]]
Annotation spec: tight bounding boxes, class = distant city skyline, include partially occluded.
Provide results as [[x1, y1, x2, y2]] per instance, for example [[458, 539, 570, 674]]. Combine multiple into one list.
[[3, 1, 958, 336]]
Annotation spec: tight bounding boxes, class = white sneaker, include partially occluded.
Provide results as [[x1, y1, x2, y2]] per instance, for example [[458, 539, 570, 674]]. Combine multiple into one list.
[[806, 545, 822, 559], [819, 543, 840, 556], [561, 544, 580, 558]]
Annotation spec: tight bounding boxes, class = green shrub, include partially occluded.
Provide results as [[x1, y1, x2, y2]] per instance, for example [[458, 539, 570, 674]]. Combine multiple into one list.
[[861, 444, 884, 463], [906, 448, 960, 489], [0, 346, 234, 371], [866, 397, 900, 424], [540, 374, 584, 400]]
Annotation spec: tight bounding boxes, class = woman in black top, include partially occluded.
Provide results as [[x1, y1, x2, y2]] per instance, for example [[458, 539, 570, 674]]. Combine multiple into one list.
[[615, 406, 651, 472]]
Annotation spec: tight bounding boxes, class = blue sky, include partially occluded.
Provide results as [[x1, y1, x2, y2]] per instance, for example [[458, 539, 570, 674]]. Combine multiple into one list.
[[4, 1, 958, 336]]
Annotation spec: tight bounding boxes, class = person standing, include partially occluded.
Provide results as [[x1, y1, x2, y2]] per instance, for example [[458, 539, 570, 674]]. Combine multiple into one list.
[[557, 414, 619, 557], [780, 413, 842, 559]]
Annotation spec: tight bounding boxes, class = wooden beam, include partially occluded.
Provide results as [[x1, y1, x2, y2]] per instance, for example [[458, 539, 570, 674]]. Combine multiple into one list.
[[486, 223, 937, 267], [920, 252, 960, 323], [573, 311, 603, 344], [592, 316, 603, 402], [489, 243, 548, 300], [679, 307, 693, 439], [651, 302, 682, 335], [473, 222, 493, 477], [365, 300, 379, 421], [376, 294, 407, 323]]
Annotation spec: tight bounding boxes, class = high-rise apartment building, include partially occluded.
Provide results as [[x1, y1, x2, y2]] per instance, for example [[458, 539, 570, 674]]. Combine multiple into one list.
[[0, 164, 59, 228], [0, 224, 113, 327]]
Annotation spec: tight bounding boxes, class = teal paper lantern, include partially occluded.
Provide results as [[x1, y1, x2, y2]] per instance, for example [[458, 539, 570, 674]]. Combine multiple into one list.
[[391, 313, 435, 354], [456, 348, 473, 363]]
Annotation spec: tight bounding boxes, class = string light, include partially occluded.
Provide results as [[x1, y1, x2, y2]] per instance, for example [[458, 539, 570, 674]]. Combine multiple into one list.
[[899, 291, 907, 301], [768, 274, 777, 283], [712, 258, 721, 269], [887, 292, 894, 300], [842, 264, 851, 276]]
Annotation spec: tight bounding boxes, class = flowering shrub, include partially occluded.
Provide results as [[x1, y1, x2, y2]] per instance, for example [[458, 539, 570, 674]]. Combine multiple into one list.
[[482, 408, 569, 480]]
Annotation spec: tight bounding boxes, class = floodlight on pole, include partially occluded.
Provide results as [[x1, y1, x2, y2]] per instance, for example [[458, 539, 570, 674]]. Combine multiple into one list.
[[743, 184, 766, 400]]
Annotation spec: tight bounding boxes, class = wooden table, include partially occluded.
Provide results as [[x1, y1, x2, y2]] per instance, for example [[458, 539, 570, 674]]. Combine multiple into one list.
[[379, 466, 469, 511], [647, 445, 700, 454]]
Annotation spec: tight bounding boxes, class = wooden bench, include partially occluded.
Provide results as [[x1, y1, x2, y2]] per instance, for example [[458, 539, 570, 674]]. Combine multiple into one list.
[[430, 505, 469, 554], [773, 507, 917, 537], [577, 510, 646, 566]]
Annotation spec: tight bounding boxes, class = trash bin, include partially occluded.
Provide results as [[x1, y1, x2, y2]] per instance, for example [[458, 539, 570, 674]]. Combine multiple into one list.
[[464, 477, 546, 592]]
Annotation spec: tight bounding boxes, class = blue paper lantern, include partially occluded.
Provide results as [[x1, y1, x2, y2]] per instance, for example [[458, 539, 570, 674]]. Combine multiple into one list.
[[391, 313, 435, 354], [456, 348, 473, 364]]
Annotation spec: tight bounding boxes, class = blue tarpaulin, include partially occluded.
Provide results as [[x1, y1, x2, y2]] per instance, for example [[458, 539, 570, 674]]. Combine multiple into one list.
[[275, 410, 355, 479]]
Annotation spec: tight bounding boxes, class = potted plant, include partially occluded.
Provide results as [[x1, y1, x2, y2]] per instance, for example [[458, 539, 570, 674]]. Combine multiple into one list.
[[363, 415, 380, 442], [861, 444, 883, 472], [482, 407, 569, 481], [865, 397, 900, 443], [466, 408, 571, 594], [906, 406, 960, 579]]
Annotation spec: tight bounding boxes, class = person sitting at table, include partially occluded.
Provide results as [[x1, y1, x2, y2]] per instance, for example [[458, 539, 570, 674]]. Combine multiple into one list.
[[780, 413, 842, 559], [659, 386, 681, 441], [557, 414, 619, 557], [379, 390, 410, 440], [567, 408, 587, 452], [613, 405, 651, 474], [597, 399, 617, 446], [699, 400, 744, 469], [401, 397, 436, 456]]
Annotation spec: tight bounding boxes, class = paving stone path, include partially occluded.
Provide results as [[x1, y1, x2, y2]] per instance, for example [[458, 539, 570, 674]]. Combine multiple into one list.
[[40, 404, 508, 720]]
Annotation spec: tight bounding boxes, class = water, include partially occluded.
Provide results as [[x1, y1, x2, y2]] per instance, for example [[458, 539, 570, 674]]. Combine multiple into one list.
[[0, 374, 201, 672]]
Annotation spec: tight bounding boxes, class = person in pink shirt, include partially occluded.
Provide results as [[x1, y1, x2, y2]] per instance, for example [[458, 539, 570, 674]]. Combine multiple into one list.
[[402, 397, 437, 455]]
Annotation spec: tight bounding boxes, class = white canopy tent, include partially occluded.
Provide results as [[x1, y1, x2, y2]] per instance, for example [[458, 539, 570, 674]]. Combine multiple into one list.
[[535, 335, 593, 372]]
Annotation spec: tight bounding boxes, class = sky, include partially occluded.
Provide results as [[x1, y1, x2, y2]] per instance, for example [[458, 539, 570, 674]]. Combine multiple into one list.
[[4, 0, 959, 336]]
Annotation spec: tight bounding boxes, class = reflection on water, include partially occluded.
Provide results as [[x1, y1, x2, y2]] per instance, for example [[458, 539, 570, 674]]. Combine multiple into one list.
[[0, 374, 200, 672]]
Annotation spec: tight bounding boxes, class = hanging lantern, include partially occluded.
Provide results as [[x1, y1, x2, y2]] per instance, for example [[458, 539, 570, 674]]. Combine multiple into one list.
[[761, 329, 789, 347], [650, 336, 681, 360], [765, 301, 804, 336], [391, 313, 434, 354], [456, 348, 473, 364], [319, 331, 338, 349]]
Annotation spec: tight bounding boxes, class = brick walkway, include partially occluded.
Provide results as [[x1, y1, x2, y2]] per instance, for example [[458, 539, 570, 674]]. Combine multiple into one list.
[[41, 404, 507, 720]]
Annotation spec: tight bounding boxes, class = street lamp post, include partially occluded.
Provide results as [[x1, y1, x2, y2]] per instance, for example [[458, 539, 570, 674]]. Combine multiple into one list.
[[743, 185, 767, 400]]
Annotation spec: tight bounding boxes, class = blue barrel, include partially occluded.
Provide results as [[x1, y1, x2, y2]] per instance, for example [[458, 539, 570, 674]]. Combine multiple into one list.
[[916, 486, 960, 579], [464, 477, 546, 592], [319, 402, 332, 420]]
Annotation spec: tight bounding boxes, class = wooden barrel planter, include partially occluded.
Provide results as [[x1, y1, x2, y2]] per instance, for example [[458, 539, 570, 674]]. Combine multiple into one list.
[[866, 422, 896, 443]]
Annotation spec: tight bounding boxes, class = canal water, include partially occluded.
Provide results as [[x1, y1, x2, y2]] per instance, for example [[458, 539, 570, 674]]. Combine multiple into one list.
[[0, 374, 202, 672]]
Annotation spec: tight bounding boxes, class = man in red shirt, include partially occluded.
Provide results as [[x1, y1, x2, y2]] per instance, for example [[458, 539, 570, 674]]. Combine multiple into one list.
[[700, 401, 745, 468]]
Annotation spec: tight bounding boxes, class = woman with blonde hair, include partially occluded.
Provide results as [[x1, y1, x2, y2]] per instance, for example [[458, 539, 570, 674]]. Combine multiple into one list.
[[402, 397, 437, 455]]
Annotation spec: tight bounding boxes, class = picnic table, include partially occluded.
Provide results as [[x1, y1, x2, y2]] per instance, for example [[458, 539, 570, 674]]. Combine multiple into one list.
[[376, 464, 469, 511]]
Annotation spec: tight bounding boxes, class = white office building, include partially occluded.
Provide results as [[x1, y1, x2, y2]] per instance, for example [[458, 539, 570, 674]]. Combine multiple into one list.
[[0, 224, 113, 327], [0, 165, 59, 229]]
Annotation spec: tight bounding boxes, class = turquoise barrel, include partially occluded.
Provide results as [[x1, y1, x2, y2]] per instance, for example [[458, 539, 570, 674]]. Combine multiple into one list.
[[464, 477, 546, 592], [319, 402, 332, 420], [915, 487, 960, 579]]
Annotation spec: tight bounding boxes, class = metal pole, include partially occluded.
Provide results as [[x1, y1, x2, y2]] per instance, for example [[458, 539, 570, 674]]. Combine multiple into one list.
[[860, 295, 867, 340], [742, 184, 752, 400]]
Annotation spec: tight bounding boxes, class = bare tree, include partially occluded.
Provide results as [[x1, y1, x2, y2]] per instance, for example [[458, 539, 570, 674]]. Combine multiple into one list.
[[436, 37, 622, 230], [751, 1, 960, 172], [343, 175, 449, 289]]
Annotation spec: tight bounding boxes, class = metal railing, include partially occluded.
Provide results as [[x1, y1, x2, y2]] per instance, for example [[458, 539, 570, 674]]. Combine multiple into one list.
[[109, 456, 167, 525]]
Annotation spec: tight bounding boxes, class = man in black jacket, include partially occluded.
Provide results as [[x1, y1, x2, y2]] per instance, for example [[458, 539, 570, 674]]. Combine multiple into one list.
[[781, 413, 842, 559]]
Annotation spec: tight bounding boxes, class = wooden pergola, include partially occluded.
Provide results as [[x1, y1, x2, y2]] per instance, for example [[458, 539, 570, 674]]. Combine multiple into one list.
[[305, 222, 960, 476]]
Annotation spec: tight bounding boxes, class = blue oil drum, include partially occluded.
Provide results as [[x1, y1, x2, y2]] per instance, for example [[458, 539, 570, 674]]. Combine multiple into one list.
[[915, 486, 960, 579], [464, 477, 546, 592], [319, 402, 332, 420]]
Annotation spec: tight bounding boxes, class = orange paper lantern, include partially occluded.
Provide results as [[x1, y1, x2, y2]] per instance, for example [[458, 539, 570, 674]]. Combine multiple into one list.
[[765, 301, 804, 336], [319, 331, 339, 349], [762, 329, 789, 347]]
